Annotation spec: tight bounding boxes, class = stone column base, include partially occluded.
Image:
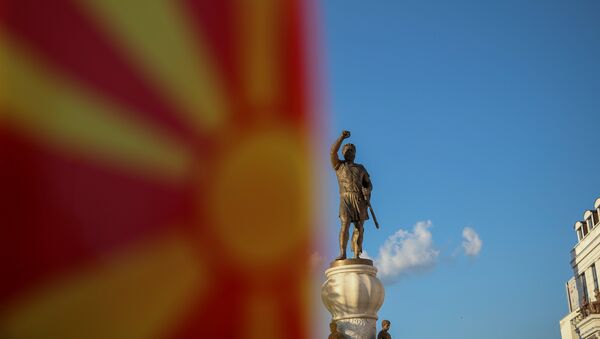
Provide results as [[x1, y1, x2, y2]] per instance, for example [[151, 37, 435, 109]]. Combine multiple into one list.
[[321, 258, 385, 339]]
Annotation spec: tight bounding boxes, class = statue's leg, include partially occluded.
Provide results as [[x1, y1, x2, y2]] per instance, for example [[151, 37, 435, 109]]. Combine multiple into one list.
[[351, 221, 365, 259], [336, 218, 350, 260], [356, 221, 365, 257], [351, 223, 360, 257]]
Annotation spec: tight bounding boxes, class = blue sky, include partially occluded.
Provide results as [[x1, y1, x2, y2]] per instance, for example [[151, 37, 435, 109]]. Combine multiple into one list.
[[319, 0, 600, 338]]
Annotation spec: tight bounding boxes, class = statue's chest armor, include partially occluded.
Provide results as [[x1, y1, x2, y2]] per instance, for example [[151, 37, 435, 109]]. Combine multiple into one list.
[[339, 164, 360, 180], [337, 163, 362, 190]]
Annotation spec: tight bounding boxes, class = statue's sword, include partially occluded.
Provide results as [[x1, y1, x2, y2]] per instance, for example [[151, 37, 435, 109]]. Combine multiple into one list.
[[367, 201, 380, 229]]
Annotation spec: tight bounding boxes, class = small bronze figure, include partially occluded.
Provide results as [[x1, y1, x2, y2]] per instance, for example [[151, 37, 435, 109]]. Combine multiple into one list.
[[331, 130, 377, 260], [328, 321, 345, 339], [377, 320, 391, 339]]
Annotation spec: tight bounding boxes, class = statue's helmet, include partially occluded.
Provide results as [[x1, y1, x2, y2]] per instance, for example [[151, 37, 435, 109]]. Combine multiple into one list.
[[342, 143, 356, 161]]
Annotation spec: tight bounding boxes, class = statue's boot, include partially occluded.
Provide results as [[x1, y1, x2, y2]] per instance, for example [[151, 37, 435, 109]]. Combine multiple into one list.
[[352, 243, 361, 259]]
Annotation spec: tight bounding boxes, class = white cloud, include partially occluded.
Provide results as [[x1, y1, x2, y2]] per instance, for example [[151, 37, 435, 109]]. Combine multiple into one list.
[[462, 227, 482, 256], [374, 220, 439, 284]]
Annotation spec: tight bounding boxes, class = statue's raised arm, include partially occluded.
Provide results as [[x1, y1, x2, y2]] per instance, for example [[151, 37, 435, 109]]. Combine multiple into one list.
[[330, 130, 350, 170]]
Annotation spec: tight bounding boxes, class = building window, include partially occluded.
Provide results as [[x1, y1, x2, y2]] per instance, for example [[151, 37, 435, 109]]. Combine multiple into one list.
[[588, 218, 594, 231], [593, 264, 599, 292], [594, 210, 599, 226], [578, 228, 584, 241], [583, 222, 589, 237]]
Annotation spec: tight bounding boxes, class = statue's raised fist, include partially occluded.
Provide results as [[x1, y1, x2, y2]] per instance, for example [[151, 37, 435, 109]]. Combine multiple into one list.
[[341, 130, 351, 139]]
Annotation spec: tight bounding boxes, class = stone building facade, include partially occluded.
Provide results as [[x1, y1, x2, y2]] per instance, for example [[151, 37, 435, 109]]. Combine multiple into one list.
[[560, 198, 600, 339]]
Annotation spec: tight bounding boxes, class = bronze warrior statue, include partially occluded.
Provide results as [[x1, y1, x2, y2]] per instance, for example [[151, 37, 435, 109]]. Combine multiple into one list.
[[331, 130, 378, 260], [377, 320, 391, 339]]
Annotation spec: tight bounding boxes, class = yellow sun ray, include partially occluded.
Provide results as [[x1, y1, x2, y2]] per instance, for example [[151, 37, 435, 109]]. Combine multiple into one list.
[[0, 33, 192, 182], [0, 233, 207, 339], [80, 0, 229, 132], [0, 31, 7, 119], [238, 0, 281, 111]]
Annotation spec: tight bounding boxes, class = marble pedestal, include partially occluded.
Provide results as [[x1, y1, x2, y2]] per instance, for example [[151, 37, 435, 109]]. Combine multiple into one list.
[[321, 258, 385, 339]]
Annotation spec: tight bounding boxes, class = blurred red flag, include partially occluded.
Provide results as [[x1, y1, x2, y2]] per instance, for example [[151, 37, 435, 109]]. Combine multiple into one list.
[[0, 0, 320, 338]]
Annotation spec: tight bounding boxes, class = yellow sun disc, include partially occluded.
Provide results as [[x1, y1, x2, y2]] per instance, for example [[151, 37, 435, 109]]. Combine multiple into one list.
[[209, 128, 312, 269]]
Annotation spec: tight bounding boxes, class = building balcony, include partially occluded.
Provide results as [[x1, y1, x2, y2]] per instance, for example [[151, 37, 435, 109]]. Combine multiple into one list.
[[577, 314, 600, 339]]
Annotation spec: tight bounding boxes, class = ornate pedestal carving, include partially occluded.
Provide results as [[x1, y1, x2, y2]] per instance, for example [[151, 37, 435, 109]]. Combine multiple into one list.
[[321, 259, 385, 339]]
